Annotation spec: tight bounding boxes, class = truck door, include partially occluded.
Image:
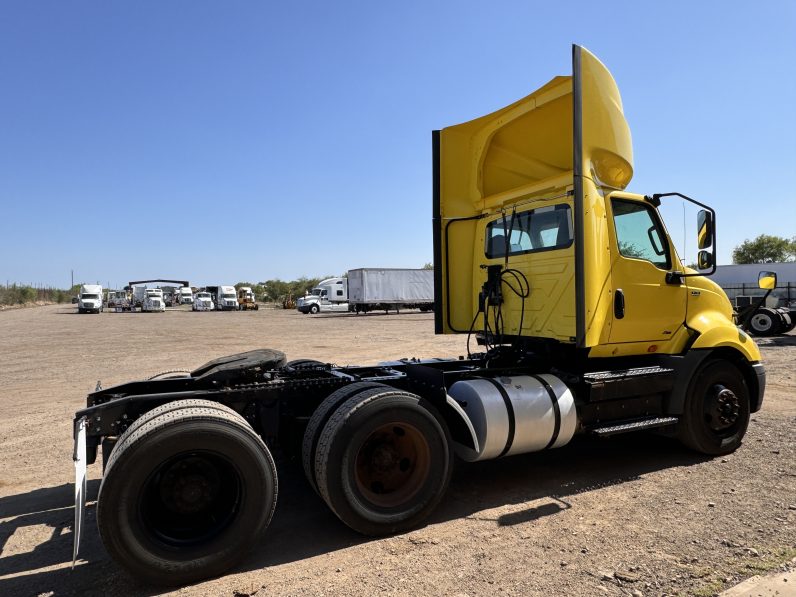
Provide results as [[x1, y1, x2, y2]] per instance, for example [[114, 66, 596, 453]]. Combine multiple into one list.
[[607, 195, 687, 344]]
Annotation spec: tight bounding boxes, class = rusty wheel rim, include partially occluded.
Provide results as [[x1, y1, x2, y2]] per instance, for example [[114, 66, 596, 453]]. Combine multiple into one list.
[[354, 422, 431, 508]]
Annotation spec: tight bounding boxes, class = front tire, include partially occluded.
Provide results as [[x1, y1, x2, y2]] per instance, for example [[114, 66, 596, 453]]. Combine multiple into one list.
[[314, 388, 452, 536], [749, 308, 781, 336], [678, 359, 751, 455], [97, 405, 278, 585], [309, 304, 320, 315]]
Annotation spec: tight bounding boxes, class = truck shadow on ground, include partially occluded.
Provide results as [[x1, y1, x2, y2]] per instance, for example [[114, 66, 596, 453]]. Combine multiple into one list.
[[0, 433, 709, 596], [758, 334, 796, 347]]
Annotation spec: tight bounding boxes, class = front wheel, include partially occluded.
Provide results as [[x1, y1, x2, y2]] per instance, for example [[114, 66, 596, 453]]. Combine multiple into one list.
[[309, 304, 320, 314], [749, 308, 781, 336], [97, 405, 278, 585], [314, 388, 452, 536], [678, 359, 750, 455]]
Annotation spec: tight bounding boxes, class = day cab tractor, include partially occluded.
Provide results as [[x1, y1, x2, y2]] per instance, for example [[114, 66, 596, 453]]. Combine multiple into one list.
[[72, 46, 765, 585]]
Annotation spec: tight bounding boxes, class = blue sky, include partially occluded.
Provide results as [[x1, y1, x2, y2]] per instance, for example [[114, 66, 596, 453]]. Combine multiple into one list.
[[1, 1, 794, 289]]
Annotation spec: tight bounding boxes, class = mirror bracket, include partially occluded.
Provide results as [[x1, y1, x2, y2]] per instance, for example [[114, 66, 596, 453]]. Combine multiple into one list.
[[665, 271, 684, 285]]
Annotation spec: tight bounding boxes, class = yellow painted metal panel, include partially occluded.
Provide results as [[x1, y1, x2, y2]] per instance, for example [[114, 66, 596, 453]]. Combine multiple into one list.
[[438, 74, 576, 335]]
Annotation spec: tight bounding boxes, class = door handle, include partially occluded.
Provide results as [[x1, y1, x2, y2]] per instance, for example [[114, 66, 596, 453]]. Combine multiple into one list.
[[614, 289, 625, 319]]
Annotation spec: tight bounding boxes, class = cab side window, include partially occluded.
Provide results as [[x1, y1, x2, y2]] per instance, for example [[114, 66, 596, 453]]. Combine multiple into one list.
[[612, 199, 670, 269], [485, 204, 573, 259]]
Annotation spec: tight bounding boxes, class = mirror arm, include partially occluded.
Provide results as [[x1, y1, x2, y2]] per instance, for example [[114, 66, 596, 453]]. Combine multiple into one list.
[[738, 286, 774, 331], [652, 192, 717, 277]]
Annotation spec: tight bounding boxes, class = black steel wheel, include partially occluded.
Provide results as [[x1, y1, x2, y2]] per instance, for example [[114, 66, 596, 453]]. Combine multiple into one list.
[[678, 359, 750, 455], [314, 388, 452, 536], [301, 382, 387, 494], [749, 308, 781, 336], [97, 405, 277, 585]]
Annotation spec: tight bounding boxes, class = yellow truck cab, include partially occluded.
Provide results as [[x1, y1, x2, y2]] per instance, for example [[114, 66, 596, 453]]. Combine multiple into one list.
[[434, 45, 765, 454]]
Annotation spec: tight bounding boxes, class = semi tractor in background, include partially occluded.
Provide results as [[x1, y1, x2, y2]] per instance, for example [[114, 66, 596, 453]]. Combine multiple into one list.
[[297, 268, 434, 314], [72, 46, 767, 586], [131, 286, 166, 312], [205, 285, 239, 311], [77, 284, 103, 314]]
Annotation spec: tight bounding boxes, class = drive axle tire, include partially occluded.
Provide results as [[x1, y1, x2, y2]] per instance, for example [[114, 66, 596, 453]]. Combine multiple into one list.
[[678, 359, 750, 456], [101, 399, 240, 472], [314, 388, 452, 536], [302, 382, 387, 494], [97, 405, 278, 586]]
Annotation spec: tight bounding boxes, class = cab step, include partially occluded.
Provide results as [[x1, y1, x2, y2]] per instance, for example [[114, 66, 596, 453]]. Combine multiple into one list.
[[583, 366, 675, 401], [590, 416, 679, 437]]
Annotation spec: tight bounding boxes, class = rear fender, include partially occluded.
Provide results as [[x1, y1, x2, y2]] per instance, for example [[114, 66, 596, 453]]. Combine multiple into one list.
[[441, 395, 480, 460]]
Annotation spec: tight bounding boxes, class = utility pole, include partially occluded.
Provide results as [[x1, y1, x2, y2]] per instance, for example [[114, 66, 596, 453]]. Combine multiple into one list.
[[71, 269, 74, 290]]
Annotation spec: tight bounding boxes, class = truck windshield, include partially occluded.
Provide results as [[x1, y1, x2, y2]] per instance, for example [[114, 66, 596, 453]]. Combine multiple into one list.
[[222, 294, 236, 299], [82, 294, 100, 300], [311, 288, 322, 296]]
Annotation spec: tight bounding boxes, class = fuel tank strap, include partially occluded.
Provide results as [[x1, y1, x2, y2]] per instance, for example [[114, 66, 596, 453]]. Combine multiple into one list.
[[529, 374, 562, 449], [478, 377, 516, 458]]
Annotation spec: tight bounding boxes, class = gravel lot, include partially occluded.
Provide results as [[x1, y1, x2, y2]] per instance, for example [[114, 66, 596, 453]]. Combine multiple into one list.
[[0, 304, 794, 597]]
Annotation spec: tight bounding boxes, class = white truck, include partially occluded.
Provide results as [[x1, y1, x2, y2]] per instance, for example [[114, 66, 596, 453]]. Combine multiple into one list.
[[208, 285, 238, 311], [192, 292, 214, 311], [136, 287, 166, 312], [77, 284, 103, 314], [297, 277, 349, 314], [297, 270, 435, 314], [179, 286, 193, 305]]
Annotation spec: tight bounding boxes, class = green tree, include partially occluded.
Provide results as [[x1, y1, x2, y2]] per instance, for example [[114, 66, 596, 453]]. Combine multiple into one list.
[[732, 234, 796, 264], [422, 262, 434, 270]]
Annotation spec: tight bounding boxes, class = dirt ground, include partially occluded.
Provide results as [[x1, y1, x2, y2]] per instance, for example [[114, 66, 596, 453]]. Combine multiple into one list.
[[0, 305, 794, 597]]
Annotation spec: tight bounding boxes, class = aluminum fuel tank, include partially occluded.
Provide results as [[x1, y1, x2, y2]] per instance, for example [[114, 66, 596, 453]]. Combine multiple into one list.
[[447, 374, 577, 462]]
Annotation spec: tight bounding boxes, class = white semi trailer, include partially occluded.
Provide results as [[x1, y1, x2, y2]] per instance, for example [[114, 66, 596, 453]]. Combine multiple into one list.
[[297, 269, 434, 314], [347, 268, 434, 313]]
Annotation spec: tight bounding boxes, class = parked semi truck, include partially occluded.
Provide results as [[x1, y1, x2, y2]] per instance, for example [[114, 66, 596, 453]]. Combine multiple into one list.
[[297, 277, 349, 313], [77, 284, 103, 314], [205, 285, 239, 310], [297, 269, 434, 314], [72, 46, 766, 585], [142, 288, 166, 312]]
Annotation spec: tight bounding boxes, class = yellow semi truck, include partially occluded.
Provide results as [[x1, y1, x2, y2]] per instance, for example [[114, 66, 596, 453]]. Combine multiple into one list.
[[72, 46, 766, 585]]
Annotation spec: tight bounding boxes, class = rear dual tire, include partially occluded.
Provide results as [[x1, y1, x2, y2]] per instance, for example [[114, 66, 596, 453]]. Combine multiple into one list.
[[97, 401, 277, 586], [307, 386, 453, 536]]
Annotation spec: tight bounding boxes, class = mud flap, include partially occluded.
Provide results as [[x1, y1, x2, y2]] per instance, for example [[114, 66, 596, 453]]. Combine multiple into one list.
[[72, 417, 87, 568]]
